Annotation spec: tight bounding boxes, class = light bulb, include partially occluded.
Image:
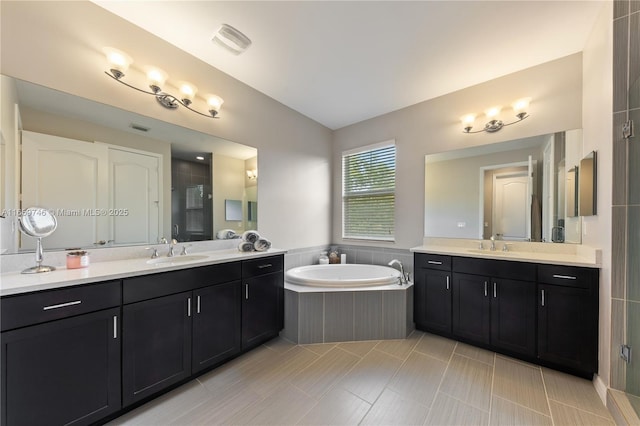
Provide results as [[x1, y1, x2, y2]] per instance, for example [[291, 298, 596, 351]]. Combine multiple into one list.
[[179, 82, 198, 104], [146, 67, 168, 92], [461, 114, 476, 126], [512, 97, 531, 114], [485, 106, 502, 119], [207, 95, 224, 117], [103, 47, 132, 78]]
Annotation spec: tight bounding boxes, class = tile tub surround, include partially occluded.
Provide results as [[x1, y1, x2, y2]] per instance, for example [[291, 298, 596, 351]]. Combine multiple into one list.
[[108, 331, 616, 426], [283, 284, 414, 344], [413, 237, 601, 268], [0, 245, 287, 296]]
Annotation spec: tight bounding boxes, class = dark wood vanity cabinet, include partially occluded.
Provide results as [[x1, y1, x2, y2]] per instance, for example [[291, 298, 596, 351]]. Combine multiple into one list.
[[122, 262, 241, 406], [414, 254, 452, 335], [451, 274, 536, 357], [122, 291, 193, 406], [1, 254, 285, 425], [241, 256, 284, 350], [122, 255, 284, 406], [537, 264, 598, 377], [192, 281, 242, 373], [414, 253, 598, 378], [452, 257, 537, 357], [1, 281, 122, 426]]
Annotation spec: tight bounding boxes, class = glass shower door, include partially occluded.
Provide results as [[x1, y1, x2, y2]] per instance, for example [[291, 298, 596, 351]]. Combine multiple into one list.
[[627, 75, 640, 417]]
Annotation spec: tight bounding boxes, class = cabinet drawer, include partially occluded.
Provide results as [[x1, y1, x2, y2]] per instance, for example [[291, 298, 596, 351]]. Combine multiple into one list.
[[415, 253, 451, 271], [453, 256, 536, 281], [1, 280, 121, 332], [242, 255, 283, 278], [124, 262, 241, 304], [537, 264, 597, 288]]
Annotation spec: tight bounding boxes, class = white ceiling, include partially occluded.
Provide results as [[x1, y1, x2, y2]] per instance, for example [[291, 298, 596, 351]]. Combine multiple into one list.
[[93, 1, 605, 130]]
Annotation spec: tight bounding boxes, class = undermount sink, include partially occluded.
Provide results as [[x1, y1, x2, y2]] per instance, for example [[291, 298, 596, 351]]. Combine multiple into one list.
[[467, 249, 515, 256], [146, 255, 209, 265]]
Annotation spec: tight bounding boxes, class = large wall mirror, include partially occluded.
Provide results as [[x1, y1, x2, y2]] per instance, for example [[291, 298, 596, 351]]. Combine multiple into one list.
[[0, 75, 257, 254], [424, 129, 583, 244]]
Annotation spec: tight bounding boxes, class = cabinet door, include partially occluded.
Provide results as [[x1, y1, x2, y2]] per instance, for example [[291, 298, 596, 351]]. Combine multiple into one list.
[[242, 272, 281, 350], [414, 268, 452, 335], [452, 273, 490, 345], [490, 278, 536, 357], [123, 291, 192, 406], [1, 307, 121, 426], [192, 281, 242, 373], [538, 284, 597, 376]]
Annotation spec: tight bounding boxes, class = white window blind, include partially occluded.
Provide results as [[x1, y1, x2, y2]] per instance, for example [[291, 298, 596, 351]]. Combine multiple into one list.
[[342, 142, 396, 241]]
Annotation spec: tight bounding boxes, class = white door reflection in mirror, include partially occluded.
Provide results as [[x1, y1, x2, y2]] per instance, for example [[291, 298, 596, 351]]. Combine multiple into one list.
[[109, 148, 161, 245], [21, 131, 108, 250], [21, 131, 162, 251], [493, 172, 529, 241]]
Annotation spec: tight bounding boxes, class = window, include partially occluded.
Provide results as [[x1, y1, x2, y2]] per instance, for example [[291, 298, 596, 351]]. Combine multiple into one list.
[[342, 141, 396, 241]]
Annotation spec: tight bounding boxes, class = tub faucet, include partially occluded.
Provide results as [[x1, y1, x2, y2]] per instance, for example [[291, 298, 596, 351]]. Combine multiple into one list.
[[388, 259, 407, 285]]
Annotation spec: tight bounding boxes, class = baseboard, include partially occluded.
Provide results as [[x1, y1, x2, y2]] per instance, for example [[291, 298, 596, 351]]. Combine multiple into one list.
[[593, 374, 607, 405]]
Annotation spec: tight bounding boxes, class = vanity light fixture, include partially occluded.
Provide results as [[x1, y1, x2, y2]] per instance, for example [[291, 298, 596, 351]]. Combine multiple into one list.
[[246, 169, 258, 180], [462, 98, 531, 133], [103, 47, 224, 119]]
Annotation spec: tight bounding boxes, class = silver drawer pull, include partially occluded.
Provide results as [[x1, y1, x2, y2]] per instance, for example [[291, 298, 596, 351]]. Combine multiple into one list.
[[541, 289, 546, 306], [484, 281, 488, 297], [446, 276, 450, 290], [258, 263, 273, 269], [493, 282, 497, 298], [187, 298, 191, 317], [428, 261, 443, 265], [197, 296, 201, 314], [552, 274, 577, 280], [113, 316, 118, 339], [245, 284, 249, 300], [43, 300, 81, 311]]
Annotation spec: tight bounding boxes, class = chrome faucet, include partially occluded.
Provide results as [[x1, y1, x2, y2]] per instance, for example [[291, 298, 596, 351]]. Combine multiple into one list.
[[490, 236, 497, 251], [388, 259, 408, 285], [146, 247, 159, 259], [167, 239, 178, 257]]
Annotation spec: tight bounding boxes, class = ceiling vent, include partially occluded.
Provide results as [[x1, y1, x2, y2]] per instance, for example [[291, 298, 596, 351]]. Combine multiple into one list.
[[130, 123, 150, 132], [212, 24, 251, 55]]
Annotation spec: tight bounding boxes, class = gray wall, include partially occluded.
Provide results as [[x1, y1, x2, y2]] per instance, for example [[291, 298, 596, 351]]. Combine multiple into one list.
[[0, 1, 333, 250]]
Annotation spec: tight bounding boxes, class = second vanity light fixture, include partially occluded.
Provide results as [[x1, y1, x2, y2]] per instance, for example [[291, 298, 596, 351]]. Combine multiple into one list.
[[103, 47, 224, 119], [461, 98, 531, 133]]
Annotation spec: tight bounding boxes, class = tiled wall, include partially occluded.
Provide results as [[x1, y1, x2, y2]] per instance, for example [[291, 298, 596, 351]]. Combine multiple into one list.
[[611, 0, 640, 398], [285, 244, 414, 278]]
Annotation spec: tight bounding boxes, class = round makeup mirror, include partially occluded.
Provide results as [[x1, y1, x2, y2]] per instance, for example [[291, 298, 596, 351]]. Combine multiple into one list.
[[19, 207, 58, 274]]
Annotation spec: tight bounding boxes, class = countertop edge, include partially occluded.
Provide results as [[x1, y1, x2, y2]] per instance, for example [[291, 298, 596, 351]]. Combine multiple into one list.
[[1, 249, 288, 297], [410, 246, 601, 268]]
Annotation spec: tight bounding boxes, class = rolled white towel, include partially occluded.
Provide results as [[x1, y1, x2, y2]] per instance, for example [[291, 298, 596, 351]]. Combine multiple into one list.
[[242, 230, 260, 244], [238, 241, 255, 252], [253, 238, 272, 252], [216, 229, 237, 240]]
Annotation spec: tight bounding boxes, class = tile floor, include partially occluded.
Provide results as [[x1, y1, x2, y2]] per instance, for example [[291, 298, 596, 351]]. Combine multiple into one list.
[[109, 330, 616, 425]]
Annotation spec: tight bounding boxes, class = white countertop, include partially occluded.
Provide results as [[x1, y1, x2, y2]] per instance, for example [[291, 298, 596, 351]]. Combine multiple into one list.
[[0, 248, 287, 297], [411, 238, 601, 268]]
